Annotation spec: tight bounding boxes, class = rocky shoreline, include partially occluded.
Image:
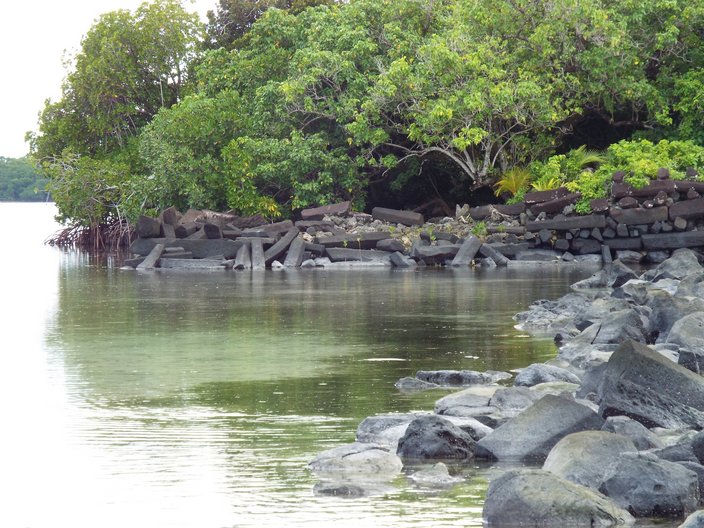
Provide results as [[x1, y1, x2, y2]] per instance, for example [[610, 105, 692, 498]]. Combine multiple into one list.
[[308, 248, 704, 527]]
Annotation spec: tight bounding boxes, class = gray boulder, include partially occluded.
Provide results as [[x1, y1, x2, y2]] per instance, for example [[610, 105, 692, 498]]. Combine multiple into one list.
[[599, 452, 699, 518], [680, 510, 704, 528], [572, 260, 638, 289], [648, 291, 704, 342], [396, 415, 476, 460], [678, 272, 704, 298], [434, 388, 492, 417], [514, 293, 593, 334], [543, 431, 637, 488], [309, 442, 403, 478], [691, 431, 704, 464], [597, 340, 704, 430], [514, 363, 581, 387], [356, 413, 419, 447], [642, 248, 702, 282], [483, 469, 634, 527], [592, 308, 650, 345], [601, 416, 664, 450], [407, 462, 463, 488], [667, 313, 704, 374], [489, 386, 543, 414], [394, 377, 439, 392], [415, 369, 509, 386], [476, 395, 605, 462], [441, 415, 494, 440], [312, 479, 395, 498], [651, 443, 699, 463]]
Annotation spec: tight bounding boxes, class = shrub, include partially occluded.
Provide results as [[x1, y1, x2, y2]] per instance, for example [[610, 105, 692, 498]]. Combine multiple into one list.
[[494, 167, 531, 199]]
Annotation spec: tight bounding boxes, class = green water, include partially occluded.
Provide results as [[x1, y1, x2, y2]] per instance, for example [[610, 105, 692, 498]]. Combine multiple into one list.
[[1, 202, 620, 528]]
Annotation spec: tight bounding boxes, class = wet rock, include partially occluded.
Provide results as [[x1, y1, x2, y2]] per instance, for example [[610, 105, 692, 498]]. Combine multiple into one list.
[[394, 377, 439, 392], [415, 370, 509, 387], [680, 510, 704, 527], [309, 442, 403, 478], [488, 386, 543, 415], [313, 479, 394, 498], [642, 248, 702, 281], [601, 416, 664, 451], [396, 415, 476, 461], [407, 462, 463, 488], [647, 292, 704, 342], [483, 469, 634, 527], [441, 415, 494, 440], [597, 340, 704, 430], [514, 363, 581, 387], [599, 452, 699, 518], [593, 308, 649, 345], [476, 395, 605, 462], [572, 260, 638, 289], [543, 431, 637, 488], [434, 388, 492, 417]]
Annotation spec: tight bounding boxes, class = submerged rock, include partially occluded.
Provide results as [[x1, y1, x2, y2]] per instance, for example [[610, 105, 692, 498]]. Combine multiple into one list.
[[309, 442, 402, 478], [483, 469, 634, 527], [415, 369, 510, 386], [407, 462, 463, 488]]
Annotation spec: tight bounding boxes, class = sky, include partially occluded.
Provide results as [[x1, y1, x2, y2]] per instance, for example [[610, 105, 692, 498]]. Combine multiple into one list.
[[0, 0, 215, 159]]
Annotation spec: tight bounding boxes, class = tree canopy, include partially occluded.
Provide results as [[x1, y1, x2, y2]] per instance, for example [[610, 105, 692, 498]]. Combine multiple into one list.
[[31, 0, 704, 229], [0, 157, 48, 202]]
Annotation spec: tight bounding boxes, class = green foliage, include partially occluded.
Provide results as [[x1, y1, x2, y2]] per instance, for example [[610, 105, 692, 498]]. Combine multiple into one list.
[[566, 171, 611, 214], [597, 139, 704, 185], [471, 221, 487, 238], [531, 176, 562, 192], [494, 168, 531, 198], [0, 157, 48, 201]]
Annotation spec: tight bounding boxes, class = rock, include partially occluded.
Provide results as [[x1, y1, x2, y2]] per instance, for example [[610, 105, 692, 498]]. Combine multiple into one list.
[[526, 214, 607, 232], [394, 377, 439, 392], [572, 260, 638, 289], [415, 370, 509, 387], [371, 207, 424, 226], [651, 442, 699, 463], [325, 248, 392, 264], [283, 237, 306, 267], [250, 238, 265, 269], [356, 413, 419, 446], [610, 206, 668, 225], [615, 250, 642, 264], [648, 291, 704, 342], [514, 364, 581, 387], [476, 395, 605, 462], [309, 442, 403, 478], [602, 416, 664, 450], [315, 231, 390, 250], [469, 203, 525, 220], [376, 238, 405, 253], [389, 251, 417, 268], [441, 415, 494, 440], [524, 187, 571, 204], [692, 431, 704, 464], [396, 415, 476, 460], [300, 201, 351, 221], [515, 249, 562, 261], [136, 215, 162, 238], [677, 272, 704, 297], [413, 244, 460, 264], [667, 313, 704, 374], [645, 249, 702, 281], [599, 452, 699, 518], [489, 386, 543, 414], [264, 227, 300, 265], [543, 431, 637, 488], [483, 469, 634, 527], [478, 243, 510, 266], [434, 388, 492, 416], [670, 197, 704, 220], [450, 235, 482, 266], [592, 308, 649, 345], [643, 232, 704, 251], [597, 340, 704, 430], [407, 462, 463, 488], [680, 510, 704, 528]]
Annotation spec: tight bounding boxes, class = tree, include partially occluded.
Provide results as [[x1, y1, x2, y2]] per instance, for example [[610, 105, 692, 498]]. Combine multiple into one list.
[[0, 157, 48, 202]]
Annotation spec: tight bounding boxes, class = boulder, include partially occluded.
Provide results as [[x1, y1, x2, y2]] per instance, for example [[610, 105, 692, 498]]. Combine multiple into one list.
[[308, 442, 403, 478], [592, 308, 649, 345], [434, 388, 493, 417], [300, 201, 351, 221], [691, 431, 704, 465], [651, 443, 699, 463], [643, 248, 702, 281], [356, 413, 419, 447], [571, 260, 638, 289], [371, 207, 424, 226], [488, 386, 543, 414], [597, 340, 704, 430], [680, 510, 704, 528], [476, 395, 605, 462], [677, 272, 704, 298], [514, 363, 581, 387], [483, 469, 634, 527], [407, 462, 463, 488], [312, 479, 394, 498], [648, 292, 704, 342], [667, 313, 704, 374], [415, 370, 509, 386], [136, 215, 162, 238], [543, 431, 637, 488], [396, 415, 476, 460], [394, 377, 439, 392], [599, 452, 699, 518], [601, 416, 664, 450]]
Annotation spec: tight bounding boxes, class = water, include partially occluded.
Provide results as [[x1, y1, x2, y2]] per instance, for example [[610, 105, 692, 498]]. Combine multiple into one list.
[[0, 203, 611, 528]]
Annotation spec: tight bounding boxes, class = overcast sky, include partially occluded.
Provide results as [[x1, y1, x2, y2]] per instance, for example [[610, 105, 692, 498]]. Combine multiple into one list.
[[0, 0, 214, 159]]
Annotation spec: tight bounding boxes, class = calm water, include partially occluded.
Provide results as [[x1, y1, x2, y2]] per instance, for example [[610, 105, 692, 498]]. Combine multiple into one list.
[[1, 202, 602, 528]]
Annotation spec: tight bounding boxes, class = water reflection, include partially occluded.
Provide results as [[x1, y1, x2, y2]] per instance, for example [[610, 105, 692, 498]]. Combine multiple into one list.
[[4, 202, 642, 528]]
